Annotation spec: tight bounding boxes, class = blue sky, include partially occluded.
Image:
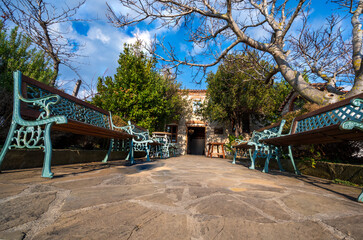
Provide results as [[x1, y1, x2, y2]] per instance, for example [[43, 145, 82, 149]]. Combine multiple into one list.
[[53, 0, 351, 99]]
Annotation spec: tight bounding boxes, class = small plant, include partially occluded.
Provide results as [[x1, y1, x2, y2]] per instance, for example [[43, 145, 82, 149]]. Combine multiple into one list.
[[333, 179, 363, 188], [278, 102, 324, 134], [224, 134, 244, 154]]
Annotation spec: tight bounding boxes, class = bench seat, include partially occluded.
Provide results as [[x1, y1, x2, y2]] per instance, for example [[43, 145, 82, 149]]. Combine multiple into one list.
[[52, 119, 132, 139], [264, 124, 363, 146]]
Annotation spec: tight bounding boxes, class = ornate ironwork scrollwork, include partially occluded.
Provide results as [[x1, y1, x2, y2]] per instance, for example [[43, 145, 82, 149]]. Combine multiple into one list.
[[27, 84, 110, 128], [296, 102, 363, 133], [10, 125, 44, 149]]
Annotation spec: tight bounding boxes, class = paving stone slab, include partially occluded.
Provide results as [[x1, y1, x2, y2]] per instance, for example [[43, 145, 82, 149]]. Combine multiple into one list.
[[0, 192, 56, 231], [324, 215, 363, 239], [32, 202, 190, 240], [0, 155, 362, 239]]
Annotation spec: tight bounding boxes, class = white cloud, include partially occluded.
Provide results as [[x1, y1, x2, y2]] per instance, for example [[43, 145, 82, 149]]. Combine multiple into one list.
[[191, 43, 204, 56], [50, 0, 200, 96], [88, 28, 110, 44], [126, 28, 153, 47]]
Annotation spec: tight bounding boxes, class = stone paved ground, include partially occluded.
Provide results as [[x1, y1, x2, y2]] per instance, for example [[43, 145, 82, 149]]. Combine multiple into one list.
[[0, 155, 362, 240]]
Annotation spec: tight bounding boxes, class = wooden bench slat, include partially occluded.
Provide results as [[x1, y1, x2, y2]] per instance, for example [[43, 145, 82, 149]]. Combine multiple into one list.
[[263, 124, 363, 146], [52, 120, 133, 139], [233, 142, 254, 149]]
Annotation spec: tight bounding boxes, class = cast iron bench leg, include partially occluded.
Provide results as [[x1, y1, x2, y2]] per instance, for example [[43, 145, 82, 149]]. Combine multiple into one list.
[[262, 148, 272, 173], [232, 148, 237, 164], [288, 146, 301, 175], [146, 145, 151, 162], [0, 122, 17, 169], [358, 190, 363, 203], [103, 139, 114, 163], [275, 147, 285, 172], [129, 140, 134, 164], [249, 149, 257, 170], [160, 145, 163, 159], [262, 146, 284, 173], [125, 140, 135, 164], [41, 123, 54, 178]]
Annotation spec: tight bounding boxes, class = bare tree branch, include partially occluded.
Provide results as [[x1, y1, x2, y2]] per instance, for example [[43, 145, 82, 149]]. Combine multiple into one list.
[[108, 0, 363, 104], [0, 0, 86, 86]]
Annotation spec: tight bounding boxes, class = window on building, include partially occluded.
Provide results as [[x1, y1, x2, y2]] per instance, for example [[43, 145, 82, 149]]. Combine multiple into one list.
[[192, 100, 202, 114], [214, 127, 223, 135], [166, 125, 178, 143]]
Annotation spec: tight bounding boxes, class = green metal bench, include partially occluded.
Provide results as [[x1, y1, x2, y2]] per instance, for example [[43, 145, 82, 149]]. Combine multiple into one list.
[[111, 120, 161, 164], [263, 94, 363, 202], [151, 132, 174, 159], [169, 143, 178, 157], [0, 71, 133, 178], [232, 120, 300, 175]]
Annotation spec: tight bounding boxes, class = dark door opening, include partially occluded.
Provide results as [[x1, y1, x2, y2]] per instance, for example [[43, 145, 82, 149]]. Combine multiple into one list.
[[187, 127, 205, 155]]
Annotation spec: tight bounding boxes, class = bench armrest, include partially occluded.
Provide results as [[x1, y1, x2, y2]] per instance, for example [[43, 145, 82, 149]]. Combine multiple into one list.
[[113, 123, 152, 141], [351, 98, 363, 107], [112, 124, 133, 131], [20, 94, 61, 118], [262, 129, 280, 138], [134, 131, 152, 141], [234, 139, 247, 145], [340, 98, 363, 131]]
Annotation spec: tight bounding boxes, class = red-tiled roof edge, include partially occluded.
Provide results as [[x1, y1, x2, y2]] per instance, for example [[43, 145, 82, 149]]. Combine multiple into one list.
[[179, 89, 207, 93]]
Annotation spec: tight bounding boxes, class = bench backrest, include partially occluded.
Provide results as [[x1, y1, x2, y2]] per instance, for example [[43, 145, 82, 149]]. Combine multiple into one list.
[[258, 120, 286, 135], [118, 120, 151, 142], [290, 93, 363, 134], [248, 120, 286, 143], [19, 73, 111, 129], [152, 132, 171, 145]]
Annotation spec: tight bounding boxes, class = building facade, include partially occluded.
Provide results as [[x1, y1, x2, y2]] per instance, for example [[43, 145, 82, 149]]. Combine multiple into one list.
[[166, 90, 230, 156]]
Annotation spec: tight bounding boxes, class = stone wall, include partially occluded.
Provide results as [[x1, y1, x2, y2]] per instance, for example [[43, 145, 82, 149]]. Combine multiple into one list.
[[175, 118, 230, 156], [0, 149, 147, 170], [248, 157, 363, 185]]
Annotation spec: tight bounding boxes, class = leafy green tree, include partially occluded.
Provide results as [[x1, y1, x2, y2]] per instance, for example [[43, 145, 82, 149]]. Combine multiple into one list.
[[204, 53, 291, 136], [92, 42, 186, 131], [0, 21, 54, 91]]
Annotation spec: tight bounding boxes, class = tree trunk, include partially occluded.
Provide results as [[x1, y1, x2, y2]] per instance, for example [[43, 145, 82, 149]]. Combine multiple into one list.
[[272, 48, 341, 105], [234, 120, 243, 136], [50, 61, 60, 87], [347, 73, 363, 97]]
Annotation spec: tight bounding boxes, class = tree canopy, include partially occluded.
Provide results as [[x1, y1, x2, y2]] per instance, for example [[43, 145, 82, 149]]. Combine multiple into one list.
[[204, 53, 291, 136], [108, 0, 363, 105], [0, 21, 54, 91], [92, 42, 186, 131]]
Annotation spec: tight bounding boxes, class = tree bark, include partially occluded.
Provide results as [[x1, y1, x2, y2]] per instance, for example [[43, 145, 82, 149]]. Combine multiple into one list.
[[50, 61, 60, 87], [272, 48, 341, 105]]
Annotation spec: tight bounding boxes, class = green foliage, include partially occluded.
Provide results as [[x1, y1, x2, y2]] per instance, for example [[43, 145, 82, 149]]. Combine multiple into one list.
[[0, 21, 54, 90], [224, 134, 244, 154], [203, 53, 291, 135], [279, 102, 322, 134], [92, 42, 186, 131], [333, 179, 363, 188]]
